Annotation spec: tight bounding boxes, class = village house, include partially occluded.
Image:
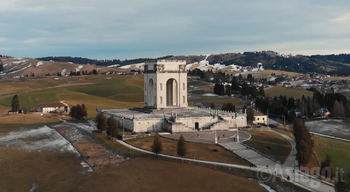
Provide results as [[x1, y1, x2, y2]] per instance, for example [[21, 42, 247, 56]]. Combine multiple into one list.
[[38, 103, 69, 114], [253, 111, 268, 125]]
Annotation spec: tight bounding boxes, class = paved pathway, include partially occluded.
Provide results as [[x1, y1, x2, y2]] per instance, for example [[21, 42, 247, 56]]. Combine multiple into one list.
[[219, 131, 334, 192]]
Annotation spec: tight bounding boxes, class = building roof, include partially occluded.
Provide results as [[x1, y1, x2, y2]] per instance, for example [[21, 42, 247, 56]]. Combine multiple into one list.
[[39, 103, 68, 108], [254, 111, 264, 116]]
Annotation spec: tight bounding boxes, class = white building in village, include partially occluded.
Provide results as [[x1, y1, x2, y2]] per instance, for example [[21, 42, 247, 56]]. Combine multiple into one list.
[[38, 103, 69, 113], [99, 60, 247, 133]]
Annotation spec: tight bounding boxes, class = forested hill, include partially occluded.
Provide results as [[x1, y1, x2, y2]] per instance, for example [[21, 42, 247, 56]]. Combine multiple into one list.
[[36, 51, 350, 76]]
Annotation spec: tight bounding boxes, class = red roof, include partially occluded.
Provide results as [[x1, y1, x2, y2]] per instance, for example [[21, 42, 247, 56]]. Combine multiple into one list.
[[39, 103, 68, 108]]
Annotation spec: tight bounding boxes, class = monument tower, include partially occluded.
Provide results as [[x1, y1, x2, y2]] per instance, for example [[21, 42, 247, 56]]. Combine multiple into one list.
[[144, 60, 188, 109]]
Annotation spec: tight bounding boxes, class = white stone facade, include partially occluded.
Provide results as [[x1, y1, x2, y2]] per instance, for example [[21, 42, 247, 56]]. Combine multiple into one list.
[[99, 59, 247, 134], [101, 108, 247, 133], [144, 60, 188, 109]]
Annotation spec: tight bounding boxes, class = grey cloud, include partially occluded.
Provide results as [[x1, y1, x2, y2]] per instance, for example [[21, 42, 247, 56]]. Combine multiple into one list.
[[0, 0, 350, 59]]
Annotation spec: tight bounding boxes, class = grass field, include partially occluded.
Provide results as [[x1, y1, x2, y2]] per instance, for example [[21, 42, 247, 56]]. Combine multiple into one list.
[[244, 130, 291, 163], [189, 97, 244, 106], [266, 87, 313, 98], [127, 136, 250, 166], [341, 91, 350, 98], [0, 75, 145, 118], [325, 76, 350, 80], [313, 135, 350, 174]]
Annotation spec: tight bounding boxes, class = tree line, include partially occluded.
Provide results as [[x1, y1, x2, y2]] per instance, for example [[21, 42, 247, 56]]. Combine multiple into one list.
[[96, 112, 119, 137], [255, 91, 350, 123], [36, 55, 173, 67], [69, 104, 88, 120]]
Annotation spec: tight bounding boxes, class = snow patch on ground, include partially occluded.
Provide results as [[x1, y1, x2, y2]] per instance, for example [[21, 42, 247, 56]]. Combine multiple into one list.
[[76, 65, 84, 72], [12, 59, 28, 64], [258, 183, 277, 192], [36, 61, 44, 67], [202, 93, 218, 96], [0, 126, 80, 155], [305, 119, 350, 138]]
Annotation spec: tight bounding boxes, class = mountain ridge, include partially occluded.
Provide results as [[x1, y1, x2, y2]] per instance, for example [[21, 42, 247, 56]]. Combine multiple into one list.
[[35, 51, 350, 76]]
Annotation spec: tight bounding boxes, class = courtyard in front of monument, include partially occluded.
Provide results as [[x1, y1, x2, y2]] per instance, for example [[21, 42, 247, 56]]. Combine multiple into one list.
[[161, 130, 250, 144]]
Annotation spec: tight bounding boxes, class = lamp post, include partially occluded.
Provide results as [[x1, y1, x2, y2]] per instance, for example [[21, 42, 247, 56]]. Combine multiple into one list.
[[235, 113, 239, 143]]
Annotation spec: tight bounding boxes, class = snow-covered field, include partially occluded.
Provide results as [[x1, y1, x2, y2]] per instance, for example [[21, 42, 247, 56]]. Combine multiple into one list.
[[0, 126, 79, 155], [305, 119, 350, 139]]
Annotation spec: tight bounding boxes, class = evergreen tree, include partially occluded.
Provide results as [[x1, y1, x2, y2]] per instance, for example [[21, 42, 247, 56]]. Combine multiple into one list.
[[334, 172, 350, 192], [333, 101, 345, 117], [96, 112, 107, 131], [320, 155, 332, 179], [231, 76, 240, 91], [11, 95, 20, 113], [0, 63, 3, 72], [107, 117, 119, 137], [259, 86, 265, 97], [287, 97, 295, 110], [293, 118, 314, 166], [81, 104, 88, 117], [69, 106, 76, 118], [247, 74, 254, 83], [75, 104, 83, 120], [210, 102, 215, 109], [247, 107, 254, 122], [152, 133, 163, 155], [288, 108, 296, 123], [177, 134, 187, 158], [238, 74, 242, 81]]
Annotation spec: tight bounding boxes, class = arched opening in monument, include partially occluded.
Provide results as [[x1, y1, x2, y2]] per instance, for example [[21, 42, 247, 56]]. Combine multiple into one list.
[[195, 122, 199, 130], [148, 78, 155, 106], [166, 78, 178, 106]]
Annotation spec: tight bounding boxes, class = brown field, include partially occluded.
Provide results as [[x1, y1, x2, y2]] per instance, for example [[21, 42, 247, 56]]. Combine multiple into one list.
[[244, 130, 291, 163], [22, 61, 113, 77], [259, 70, 301, 76], [127, 136, 250, 166], [0, 113, 60, 136], [0, 147, 266, 192], [94, 133, 146, 157], [0, 105, 9, 114]]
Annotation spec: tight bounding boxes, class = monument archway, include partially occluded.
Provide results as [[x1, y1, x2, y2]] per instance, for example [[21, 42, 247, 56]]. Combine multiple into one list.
[[166, 78, 178, 106], [148, 78, 155, 106]]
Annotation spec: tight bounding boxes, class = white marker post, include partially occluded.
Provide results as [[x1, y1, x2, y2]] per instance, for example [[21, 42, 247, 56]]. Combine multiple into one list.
[[215, 129, 217, 144], [122, 116, 124, 137], [235, 113, 239, 143]]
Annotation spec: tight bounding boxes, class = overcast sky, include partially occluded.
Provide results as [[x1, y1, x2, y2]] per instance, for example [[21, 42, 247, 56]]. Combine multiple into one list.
[[1, 0, 350, 59]]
